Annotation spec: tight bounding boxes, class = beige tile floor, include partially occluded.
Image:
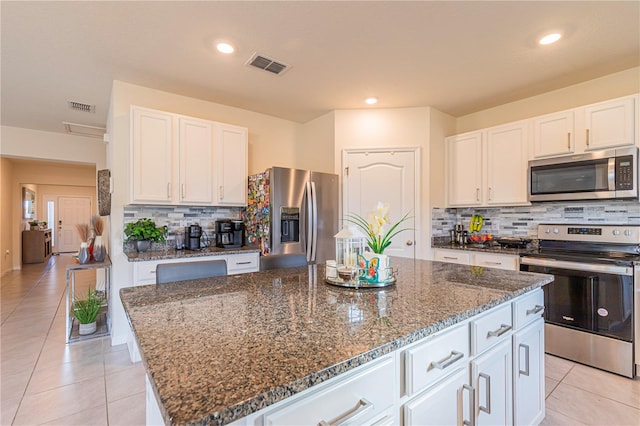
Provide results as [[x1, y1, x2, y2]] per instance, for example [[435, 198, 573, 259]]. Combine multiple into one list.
[[2, 254, 640, 425]]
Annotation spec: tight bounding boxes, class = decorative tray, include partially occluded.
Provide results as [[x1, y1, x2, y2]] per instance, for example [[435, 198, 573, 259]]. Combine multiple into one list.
[[324, 276, 396, 289]]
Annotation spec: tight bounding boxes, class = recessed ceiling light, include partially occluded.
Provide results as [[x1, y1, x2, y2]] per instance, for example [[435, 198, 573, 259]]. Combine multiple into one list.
[[365, 97, 378, 105], [539, 33, 562, 45], [216, 42, 235, 54]]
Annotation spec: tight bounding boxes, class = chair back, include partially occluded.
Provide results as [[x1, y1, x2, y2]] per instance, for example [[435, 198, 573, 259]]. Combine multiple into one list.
[[260, 254, 308, 271], [156, 259, 227, 284]]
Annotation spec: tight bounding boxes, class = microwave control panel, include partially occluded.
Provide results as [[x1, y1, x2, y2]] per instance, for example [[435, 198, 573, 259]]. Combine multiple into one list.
[[615, 155, 634, 190]]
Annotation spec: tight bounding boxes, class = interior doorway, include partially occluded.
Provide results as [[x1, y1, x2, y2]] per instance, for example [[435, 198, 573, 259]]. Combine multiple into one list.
[[57, 197, 92, 253]]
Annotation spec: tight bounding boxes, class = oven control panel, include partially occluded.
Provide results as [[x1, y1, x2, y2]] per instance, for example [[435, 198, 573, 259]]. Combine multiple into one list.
[[538, 224, 640, 243]]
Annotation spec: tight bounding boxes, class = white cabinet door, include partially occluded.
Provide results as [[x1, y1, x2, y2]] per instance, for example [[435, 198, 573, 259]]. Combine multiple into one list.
[[404, 366, 471, 426], [584, 96, 636, 151], [178, 117, 214, 204], [215, 123, 248, 206], [472, 339, 513, 426], [131, 107, 173, 204], [533, 110, 575, 158], [486, 121, 528, 205], [447, 132, 483, 206], [513, 318, 545, 426]]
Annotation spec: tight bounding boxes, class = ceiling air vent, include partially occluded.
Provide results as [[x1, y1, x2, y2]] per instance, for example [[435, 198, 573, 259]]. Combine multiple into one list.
[[67, 100, 96, 113], [245, 53, 290, 75], [63, 122, 106, 139]]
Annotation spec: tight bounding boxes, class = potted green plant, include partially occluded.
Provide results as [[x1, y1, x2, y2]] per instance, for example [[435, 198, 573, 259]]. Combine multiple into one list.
[[73, 288, 103, 335], [28, 220, 39, 230], [124, 218, 167, 252]]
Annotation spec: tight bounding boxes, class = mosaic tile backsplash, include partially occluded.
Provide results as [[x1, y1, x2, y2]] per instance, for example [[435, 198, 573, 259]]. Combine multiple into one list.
[[123, 205, 244, 251], [432, 201, 640, 239]]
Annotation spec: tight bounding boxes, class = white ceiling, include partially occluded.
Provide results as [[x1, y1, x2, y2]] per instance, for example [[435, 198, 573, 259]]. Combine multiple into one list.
[[2, 1, 639, 136]]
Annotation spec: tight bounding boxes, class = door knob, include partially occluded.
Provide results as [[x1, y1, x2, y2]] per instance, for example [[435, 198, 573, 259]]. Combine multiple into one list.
[[406, 240, 414, 246]]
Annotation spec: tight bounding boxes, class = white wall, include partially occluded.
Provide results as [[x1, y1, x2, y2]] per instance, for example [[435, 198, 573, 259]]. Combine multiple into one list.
[[456, 67, 640, 133], [333, 107, 455, 260]]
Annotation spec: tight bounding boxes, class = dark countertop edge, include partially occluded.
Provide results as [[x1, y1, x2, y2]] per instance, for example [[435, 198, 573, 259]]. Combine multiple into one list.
[[125, 246, 261, 262], [432, 243, 534, 256], [165, 277, 553, 426]]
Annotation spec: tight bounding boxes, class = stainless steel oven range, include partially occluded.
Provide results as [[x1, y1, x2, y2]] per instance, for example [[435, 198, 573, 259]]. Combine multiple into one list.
[[520, 224, 637, 378]]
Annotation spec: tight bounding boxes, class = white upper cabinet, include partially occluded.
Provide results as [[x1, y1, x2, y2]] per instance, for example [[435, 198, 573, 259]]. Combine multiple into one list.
[[446, 121, 528, 208], [533, 110, 575, 158], [130, 106, 248, 206], [131, 107, 174, 204], [446, 131, 483, 207], [214, 123, 248, 206], [486, 121, 528, 206], [178, 117, 214, 204], [533, 94, 637, 158], [583, 96, 636, 151]]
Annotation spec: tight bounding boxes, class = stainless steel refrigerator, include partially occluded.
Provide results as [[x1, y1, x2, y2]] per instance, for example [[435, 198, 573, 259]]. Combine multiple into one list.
[[245, 167, 339, 264]]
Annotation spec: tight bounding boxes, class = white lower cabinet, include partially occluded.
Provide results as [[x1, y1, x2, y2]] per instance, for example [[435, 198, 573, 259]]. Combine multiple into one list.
[[434, 248, 519, 271], [513, 318, 545, 426], [404, 366, 471, 425], [261, 355, 396, 426], [433, 248, 471, 265], [472, 339, 513, 426]]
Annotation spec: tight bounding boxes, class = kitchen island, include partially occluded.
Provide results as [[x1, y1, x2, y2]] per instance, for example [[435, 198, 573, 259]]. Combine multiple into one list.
[[120, 257, 553, 426]]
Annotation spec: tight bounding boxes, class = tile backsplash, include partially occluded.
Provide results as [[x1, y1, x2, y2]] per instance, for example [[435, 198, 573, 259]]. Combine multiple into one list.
[[123, 205, 244, 251], [432, 201, 640, 238]]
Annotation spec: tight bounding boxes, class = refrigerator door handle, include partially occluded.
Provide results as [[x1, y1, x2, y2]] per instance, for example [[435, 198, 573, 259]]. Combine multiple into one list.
[[305, 181, 314, 262], [310, 181, 318, 262]]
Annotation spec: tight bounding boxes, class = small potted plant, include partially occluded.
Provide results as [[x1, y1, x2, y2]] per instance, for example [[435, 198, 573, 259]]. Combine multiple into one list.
[[28, 220, 39, 230], [124, 218, 167, 252], [73, 288, 103, 335]]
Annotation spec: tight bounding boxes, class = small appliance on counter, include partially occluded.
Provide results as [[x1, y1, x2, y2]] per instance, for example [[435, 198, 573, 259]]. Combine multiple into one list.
[[215, 219, 245, 248], [185, 224, 202, 250]]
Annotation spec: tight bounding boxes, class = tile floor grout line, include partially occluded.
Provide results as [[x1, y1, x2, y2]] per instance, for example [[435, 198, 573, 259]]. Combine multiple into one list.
[[554, 380, 640, 413]]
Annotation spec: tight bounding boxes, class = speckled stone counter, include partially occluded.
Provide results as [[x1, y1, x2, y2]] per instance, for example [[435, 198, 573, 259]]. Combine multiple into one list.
[[432, 242, 535, 256], [125, 245, 260, 262], [120, 257, 553, 426]]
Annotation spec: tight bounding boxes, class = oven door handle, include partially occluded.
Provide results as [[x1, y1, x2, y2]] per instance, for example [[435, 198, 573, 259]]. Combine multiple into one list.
[[520, 256, 633, 276]]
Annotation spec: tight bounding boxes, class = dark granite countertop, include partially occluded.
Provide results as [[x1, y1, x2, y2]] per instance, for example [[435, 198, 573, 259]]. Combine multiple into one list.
[[125, 245, 261, 262], [432, 242, 535, 256], [120, 257, 553, 426]]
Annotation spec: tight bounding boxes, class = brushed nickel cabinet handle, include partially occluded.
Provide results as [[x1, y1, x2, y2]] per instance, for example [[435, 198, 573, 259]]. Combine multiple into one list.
[[457, 384, 475, 426], [487, 323, 512, 338], [318, 398, 373, 426], [519, 343, 530, 376], [586, 129, 590, 146], [567, 132, 571, 149], [167, 183, 171, 199], [431, 350, 464, 370], [526, 305, 544, 315], [479, 372, 491, 414]]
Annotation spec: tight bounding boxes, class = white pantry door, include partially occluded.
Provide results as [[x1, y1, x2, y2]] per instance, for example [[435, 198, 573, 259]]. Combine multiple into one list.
[[343, 149, 418, 258], [57, 197, 91, 253]]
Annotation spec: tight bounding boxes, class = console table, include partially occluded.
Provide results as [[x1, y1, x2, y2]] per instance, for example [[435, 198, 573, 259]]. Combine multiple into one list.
[[65, 256, 111, 343], [22, 229, 52, 263]]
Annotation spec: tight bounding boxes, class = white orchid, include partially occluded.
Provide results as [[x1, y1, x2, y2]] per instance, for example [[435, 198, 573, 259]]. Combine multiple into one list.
[[346, 202, 411, 254]]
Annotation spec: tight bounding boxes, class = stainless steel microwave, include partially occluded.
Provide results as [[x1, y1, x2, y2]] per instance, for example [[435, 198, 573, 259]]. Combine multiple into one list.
[[528, 147, 638, 202]]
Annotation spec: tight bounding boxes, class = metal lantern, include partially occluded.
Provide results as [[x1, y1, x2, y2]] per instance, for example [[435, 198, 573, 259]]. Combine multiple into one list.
[[334, 226, 366, 280]]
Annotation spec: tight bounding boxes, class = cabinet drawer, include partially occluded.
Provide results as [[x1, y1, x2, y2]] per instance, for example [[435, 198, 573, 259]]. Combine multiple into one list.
[[513, 289, 544, 330], [226, 253, 259, 274], [405, 323, 469, 396], [471, 304, 512, 355], [134, 261, 160, 284], [434, 249, 470, 265], [472, 253, 518, 271], [263, 356, 395, 425]]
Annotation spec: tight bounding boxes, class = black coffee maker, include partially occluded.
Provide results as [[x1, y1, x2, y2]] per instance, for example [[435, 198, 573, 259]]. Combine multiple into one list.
[[216, 220, 244, 248], [185, 224, 202, 250]]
